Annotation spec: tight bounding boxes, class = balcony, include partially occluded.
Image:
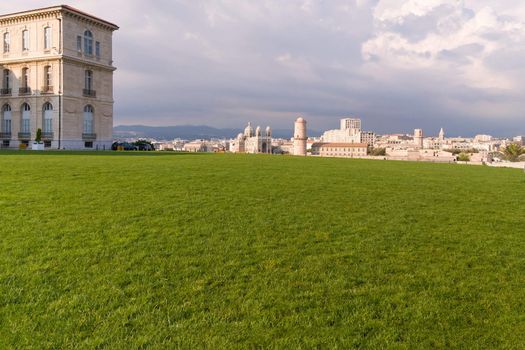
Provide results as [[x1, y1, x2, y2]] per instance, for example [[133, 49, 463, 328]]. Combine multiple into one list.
[[83, 89, 96, 98], [19, 87, 32, 95], [41, 86, 54, 94], [0, 132, 11, 139], [82, 133, 97, 140], [42, 132, 54, 140], [18, 132, 31, 140], [0, 88, 11, 96]]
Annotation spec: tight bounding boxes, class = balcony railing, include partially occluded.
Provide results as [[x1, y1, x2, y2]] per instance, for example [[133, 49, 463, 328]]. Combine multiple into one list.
[[83, 89, 96, 98], [82, 133, 97, 140], [19, 87, 32, 95], [42, 132, 54, 140], [41, 86, 54, 94], [0, 132, 11, 139], [18, 132, 31, 140], [0, 88, 11, 96]]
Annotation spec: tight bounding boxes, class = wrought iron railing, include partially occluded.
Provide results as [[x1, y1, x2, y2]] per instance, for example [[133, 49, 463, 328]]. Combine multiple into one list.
[[42, 132, 54, 140], [0, 88, 11, 95], [19, 87, 32, 95], [83, 89, 96, 97], [41, 86, 54, 94], [82, 133, 97, 140]]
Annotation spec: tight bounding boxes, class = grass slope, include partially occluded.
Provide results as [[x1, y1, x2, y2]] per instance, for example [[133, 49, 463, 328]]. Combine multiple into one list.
[[0, 152, 524, 349]]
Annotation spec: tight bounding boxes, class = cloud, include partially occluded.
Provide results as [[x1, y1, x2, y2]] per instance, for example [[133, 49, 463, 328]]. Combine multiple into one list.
[[1, 0, 524, 136]]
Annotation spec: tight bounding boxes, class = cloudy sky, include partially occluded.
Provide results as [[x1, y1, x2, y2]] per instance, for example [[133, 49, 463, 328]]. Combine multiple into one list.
[[4, 1, 525, 136]]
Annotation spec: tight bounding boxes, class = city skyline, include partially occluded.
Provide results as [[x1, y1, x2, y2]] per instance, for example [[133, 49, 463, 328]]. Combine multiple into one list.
[[2, 1, 524, 136]]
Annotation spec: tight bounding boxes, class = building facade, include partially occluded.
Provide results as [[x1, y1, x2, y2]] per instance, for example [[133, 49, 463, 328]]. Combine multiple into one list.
[[322, 117, 362, 143], [0, 5, 118, 149], [230, 122, 272, 154], [293, 117, 307, 156], [310, 143, 368, 158]]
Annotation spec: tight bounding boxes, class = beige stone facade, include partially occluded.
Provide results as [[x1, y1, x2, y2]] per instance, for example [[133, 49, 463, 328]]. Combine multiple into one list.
[[0, 5, 118, 149], [311, 143, 368, 158]]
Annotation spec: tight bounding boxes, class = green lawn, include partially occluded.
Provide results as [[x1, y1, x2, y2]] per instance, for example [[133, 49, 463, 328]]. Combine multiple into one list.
[[1, 152, 524, 349]]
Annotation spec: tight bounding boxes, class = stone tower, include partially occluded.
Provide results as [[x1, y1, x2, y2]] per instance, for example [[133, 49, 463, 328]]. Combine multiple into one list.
[[414, 129, 423, 148], [293, 116, 307, 156], [438, 128, 445, 141]]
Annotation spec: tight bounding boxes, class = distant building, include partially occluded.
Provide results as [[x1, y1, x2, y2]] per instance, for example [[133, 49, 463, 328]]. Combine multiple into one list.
[[293, 117, 307, 156], [310, 143, 368, 158], [230, 122, 272, 154], [184, 140, 212, 153], [474, 134, 493, 142], [414, 129, 423, 148], [438, 128, 445, 142], [513, 136, 525, 145], [322, 117, 362, 143], [0, 5, 118, 149], [360, 131, 376, 147]]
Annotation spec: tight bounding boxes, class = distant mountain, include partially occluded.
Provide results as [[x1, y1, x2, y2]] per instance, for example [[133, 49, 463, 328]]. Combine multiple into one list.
[[113, 125, 321, 140]]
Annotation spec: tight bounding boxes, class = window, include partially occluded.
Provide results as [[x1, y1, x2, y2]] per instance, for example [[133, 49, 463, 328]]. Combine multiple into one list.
[[2, 140, 9, 148], [43, 103, 53, 133], [2, 104, 11, 134], [95, 41, 100, 58], [84, 70, 93, 91], [44, 66, 52, 91], [84, 141, 93, 148], [84, 105, 94, 133], [22, 68, 29, 88], [84, 30, 93, 55], [3, 32, 9, 53], [22, 30, 29, 51], [3, 69, 10, 89], [21, 103, 31, 133], [44, 141, 51, 148], [77, 35, 82, 52], [44, 27, 52, 50]]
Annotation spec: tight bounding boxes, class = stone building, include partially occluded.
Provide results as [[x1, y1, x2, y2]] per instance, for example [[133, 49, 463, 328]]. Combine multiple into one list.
[[0, 5, 118, 149], [230, 122, 272, 154], [310, 143, 368, 158], [293, 117, 307, 156]]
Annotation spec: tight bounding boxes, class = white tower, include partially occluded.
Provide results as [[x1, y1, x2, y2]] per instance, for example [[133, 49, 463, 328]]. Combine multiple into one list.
[[293, 117, 307, 156], [414, 129, 424, 148], [438, 128, 445, 141]]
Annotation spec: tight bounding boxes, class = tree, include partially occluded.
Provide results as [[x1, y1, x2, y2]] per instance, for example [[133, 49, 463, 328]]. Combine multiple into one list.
[[35, 128, 42, 143], [370, 147, 386, 156], [458, 153, 470, 162], [500, 144, 525, 162]]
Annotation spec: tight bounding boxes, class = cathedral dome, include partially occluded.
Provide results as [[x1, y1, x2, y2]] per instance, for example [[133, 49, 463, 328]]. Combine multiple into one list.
[[244, 122, 254, 137], [256, 126, 261, 136]]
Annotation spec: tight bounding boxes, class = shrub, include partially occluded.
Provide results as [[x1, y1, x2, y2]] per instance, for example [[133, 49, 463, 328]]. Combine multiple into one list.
[[458, 153, 470, 162]]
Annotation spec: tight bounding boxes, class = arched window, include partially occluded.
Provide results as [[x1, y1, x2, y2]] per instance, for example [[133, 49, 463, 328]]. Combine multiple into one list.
[[3, 32, 9, 53], [83, 105, 94, 133], [84, 30, 93, 55], [84, 70, 93, 91], [22, 30, 29, 51], [44, 27, 52, 50], [43, 103, 53, 133], [2, 104, 11, 134], [21, 103, 31, 134]]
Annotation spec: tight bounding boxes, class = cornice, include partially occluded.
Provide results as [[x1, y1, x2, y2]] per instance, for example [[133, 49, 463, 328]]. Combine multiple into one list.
[[0, 6, 118, 31]]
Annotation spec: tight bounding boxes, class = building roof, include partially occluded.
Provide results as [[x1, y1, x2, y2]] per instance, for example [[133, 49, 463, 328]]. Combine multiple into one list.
[[312, 143, 368, 148], [0, 5, 119, 30]]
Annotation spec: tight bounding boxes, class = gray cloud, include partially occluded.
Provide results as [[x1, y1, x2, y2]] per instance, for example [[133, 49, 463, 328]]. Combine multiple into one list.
[[3, 0, 525, 136]]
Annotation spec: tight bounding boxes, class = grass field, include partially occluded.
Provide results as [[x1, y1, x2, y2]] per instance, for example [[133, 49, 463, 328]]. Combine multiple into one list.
[[1, 151, 524, 349]]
